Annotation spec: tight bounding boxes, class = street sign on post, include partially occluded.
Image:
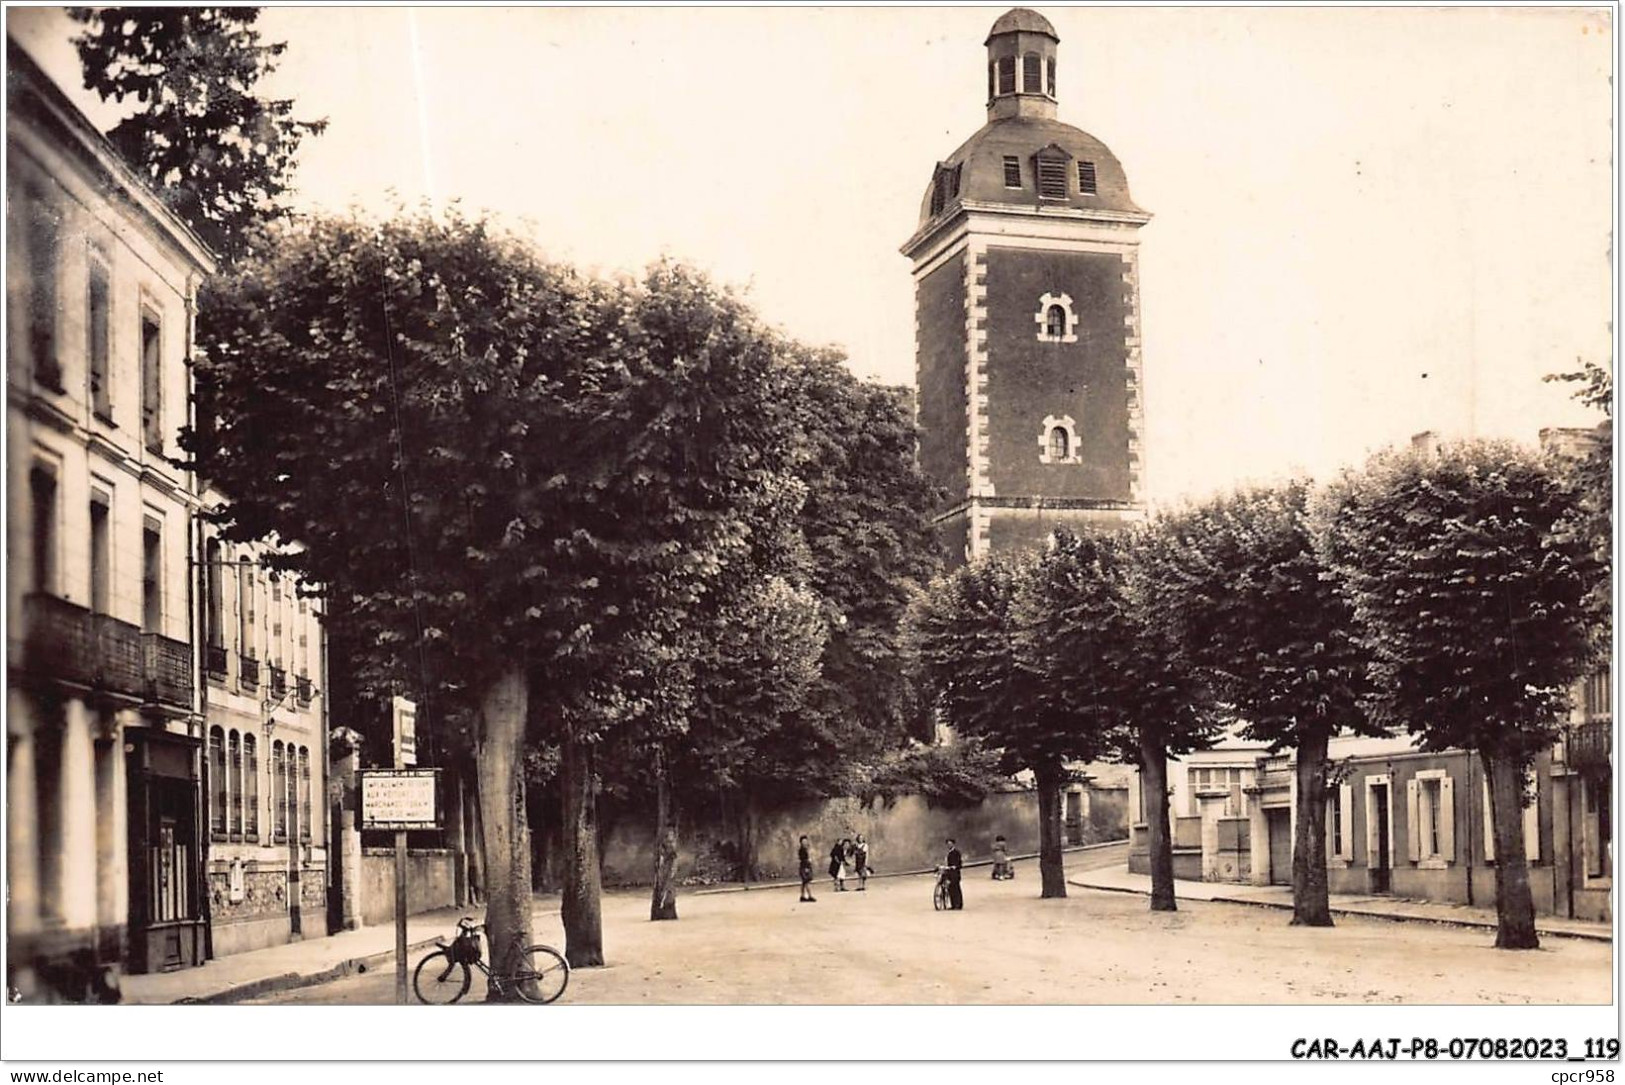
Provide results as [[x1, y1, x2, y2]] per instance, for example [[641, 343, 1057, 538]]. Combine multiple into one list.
[[360, 768, 441, 831], [392, 695, 418, 767], [382, 696, 426, 1004]]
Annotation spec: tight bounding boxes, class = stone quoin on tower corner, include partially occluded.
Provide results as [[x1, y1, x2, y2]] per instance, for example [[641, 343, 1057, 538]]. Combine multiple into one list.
[[902, 7, 1150, 565]]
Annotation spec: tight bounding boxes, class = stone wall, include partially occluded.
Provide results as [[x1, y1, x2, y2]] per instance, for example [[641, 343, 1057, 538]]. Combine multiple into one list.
[[359, 848, 457, 926], [598, 788, 1129, 888]]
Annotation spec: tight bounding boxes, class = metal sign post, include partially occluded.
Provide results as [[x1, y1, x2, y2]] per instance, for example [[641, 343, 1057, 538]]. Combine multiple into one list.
[[364, 700, 437, 1005], [391, 696, 415, 1005]]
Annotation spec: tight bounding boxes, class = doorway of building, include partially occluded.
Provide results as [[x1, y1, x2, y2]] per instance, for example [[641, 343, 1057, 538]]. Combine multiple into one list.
[[126, 730, 205, 974], [1266, 808, 1292, 886], [1064, 790, 1083, 845], [1370, 784, 1392, 894]]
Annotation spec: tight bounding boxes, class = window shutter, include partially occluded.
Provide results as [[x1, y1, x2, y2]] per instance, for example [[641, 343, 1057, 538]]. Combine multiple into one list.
[[1037, 157, 1068, 200], [1523, 769, 1540, 861], [1324, 795, 1335, 865], [1339, 785, 1354, 860], [1078, 160, 1098, 195], [1482, 776, 1496, 862], [1003, 156, 1021, 188], [1406, 779, 1421, 862], [1022, 52, 1042, 93], [1438, 776, 1455, 861], [1365, 785, 1381, 866]]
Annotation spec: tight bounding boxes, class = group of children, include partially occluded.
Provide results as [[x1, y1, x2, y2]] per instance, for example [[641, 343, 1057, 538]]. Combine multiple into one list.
[[795, 834, 869, 902], [792, 833, 1017, 904]]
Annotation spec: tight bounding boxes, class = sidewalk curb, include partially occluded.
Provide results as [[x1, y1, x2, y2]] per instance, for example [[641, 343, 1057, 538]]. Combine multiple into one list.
[[173, 935, 445, 1004], [1067, 878, 1612, 943], [693, 841, 1127, 897], [170, 907, 565, 1005]]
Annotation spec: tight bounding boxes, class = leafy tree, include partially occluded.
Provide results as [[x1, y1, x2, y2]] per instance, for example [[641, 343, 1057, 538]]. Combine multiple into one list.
[[910, 554, 1083, 898], [68, 7, 326, 262], [1137, 482, 1377, 926], [193, 209, 796, 973], [702, 351, 943, 872], [614, 573, 827, 919], [1019, 527, 1218, 908], [854, 738, 1008, 808], [1545, 360, 1612, 617], [1311, 440, 1604, 948]]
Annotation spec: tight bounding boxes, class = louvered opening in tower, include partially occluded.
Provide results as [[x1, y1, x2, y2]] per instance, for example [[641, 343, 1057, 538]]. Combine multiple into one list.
[[1078, 160, 1098, 195], [1037, 157, 1068, 200]]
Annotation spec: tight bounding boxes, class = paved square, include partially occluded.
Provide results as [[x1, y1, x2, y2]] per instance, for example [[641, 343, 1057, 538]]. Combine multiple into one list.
[[248, 849, 1612, 1005]]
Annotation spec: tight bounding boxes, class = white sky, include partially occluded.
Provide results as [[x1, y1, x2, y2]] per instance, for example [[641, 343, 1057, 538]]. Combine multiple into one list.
[[9, 5, 1613, 503]]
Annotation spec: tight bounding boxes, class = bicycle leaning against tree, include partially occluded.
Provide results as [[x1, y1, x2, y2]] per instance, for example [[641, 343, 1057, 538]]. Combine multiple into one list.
[[413, 916, 570, 1005]]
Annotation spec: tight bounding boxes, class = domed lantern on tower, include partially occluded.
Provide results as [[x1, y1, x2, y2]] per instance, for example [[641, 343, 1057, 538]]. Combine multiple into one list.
[[902, 8, 1150, 565]]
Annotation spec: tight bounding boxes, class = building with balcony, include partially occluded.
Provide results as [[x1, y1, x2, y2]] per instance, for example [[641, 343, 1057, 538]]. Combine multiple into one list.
[[6, 38, 216, 999], [198, 510, 330, 956]]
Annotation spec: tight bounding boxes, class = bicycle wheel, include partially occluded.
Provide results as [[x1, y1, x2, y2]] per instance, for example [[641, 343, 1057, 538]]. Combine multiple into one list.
[[413, 948, 472, 1005], [933, 881, 948, 911], [511, 944, 571, 1005]]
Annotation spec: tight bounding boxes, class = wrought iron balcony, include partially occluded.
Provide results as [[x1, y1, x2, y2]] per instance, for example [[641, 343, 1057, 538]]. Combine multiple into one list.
[[142, 632, 192, 709], [20, 592, 94, 686], [90, 614, 144, 698], [295, 674, 312, 706], [205, 644, 229, 680], [1568, 719, 1611, 771], [269, 665, 287, 701], [240, 654, 260, 690]]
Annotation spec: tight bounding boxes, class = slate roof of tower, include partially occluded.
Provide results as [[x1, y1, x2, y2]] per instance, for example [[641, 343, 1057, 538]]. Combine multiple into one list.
[[986, 8, 1059, 42], [917, 116, 1145, 227]]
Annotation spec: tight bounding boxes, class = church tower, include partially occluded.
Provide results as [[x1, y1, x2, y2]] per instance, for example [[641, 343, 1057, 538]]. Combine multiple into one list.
[[902, 8, 1150, 564]]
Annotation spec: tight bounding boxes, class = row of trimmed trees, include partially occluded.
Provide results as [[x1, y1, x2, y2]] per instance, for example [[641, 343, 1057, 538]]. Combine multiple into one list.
[[67, 5, 959, 965], [909, 436, 1605, 948], [190, 208, 945, 983]]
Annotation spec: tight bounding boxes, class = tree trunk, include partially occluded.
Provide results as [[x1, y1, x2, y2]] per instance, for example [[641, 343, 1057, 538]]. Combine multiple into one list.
[[1484, 750, 1540, 949], [1034, 759, 1068, 899], [650, 744, 679, 921], [1139, 734, 1177, 912], [736, 790, 761, 882], [525, 770, 549, 893], [475, 668, 534, 1001], [466, 779, 485, 906], [560, 731, 605, 966], [1290, 727, 1334, 927], [447, 769, 468, 908]]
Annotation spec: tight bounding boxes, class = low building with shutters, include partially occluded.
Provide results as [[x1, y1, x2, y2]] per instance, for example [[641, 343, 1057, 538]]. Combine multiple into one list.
[[1126, 724, 1609, 921]]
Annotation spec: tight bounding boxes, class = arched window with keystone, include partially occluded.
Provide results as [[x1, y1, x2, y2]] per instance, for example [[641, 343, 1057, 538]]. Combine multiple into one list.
[[1039, 414, 1082, 465], [1034, 292, 1079, 343]]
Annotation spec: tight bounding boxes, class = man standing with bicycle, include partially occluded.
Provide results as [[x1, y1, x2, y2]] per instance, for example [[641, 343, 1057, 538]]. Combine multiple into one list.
[[943, 838, 964, 910]]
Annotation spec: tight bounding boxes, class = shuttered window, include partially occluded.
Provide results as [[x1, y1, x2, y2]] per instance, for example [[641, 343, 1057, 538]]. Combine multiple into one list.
[[1002, 156, 1021, 188], [1037, 157, 1068, 200], [88, 255, 111, 418], [930, 164, 961, 217], [1324, 784, 1354, 862], [1406, 772, 1455, 864], [244, 734, 259, 840], [1023, 52, 1042, 93], [997, 56, 1015, 94], [1078, 160, 1098, 195]]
